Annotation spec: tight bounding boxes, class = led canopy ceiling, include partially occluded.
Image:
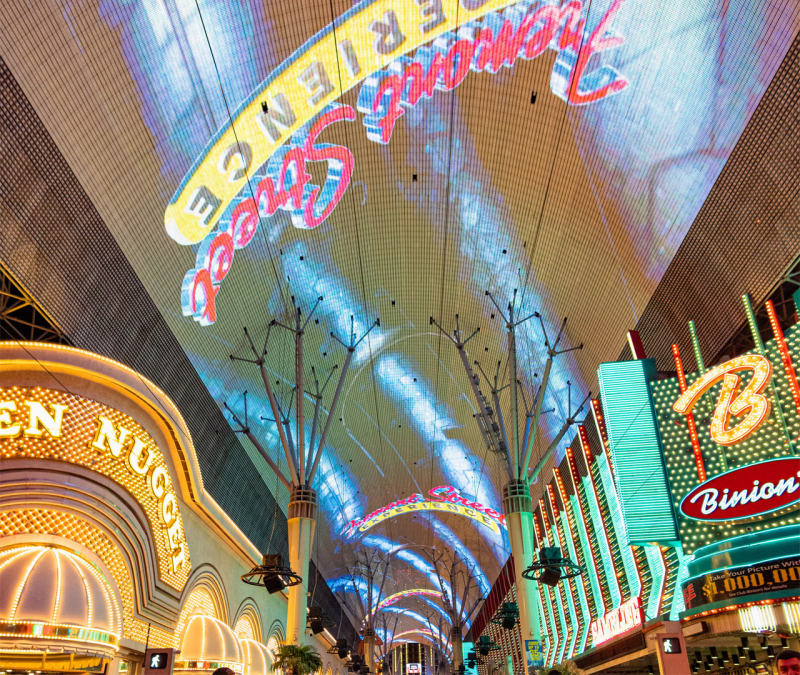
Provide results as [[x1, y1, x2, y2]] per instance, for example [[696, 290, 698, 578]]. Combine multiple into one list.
[[0, 0, 797, 645]]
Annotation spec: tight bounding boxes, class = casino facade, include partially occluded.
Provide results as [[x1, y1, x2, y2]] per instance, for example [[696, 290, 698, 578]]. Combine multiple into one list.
[[0, 342, 344, 675], [1, 1, 800, 674]]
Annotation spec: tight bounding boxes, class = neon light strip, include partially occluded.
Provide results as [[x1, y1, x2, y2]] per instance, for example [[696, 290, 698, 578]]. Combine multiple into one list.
[[578, 426, 623, 607], [393, 629, 451, 654], [629, 545, 647, 615], [689, 533, 800, 570], [574, 473, 614, 613], [642, 546, 665, 620], [535, 589, 550, 667], [550, 478, 591, 657], [659, 547, 682, 621], [548, 476, 591, 657], [688, 320, 706, 375], [553, 474, 593, 655], [672, 344, 707, 482], [766, 299, 800, 418], [0, 621, 120, 646], [540, 499, 570, 665], [546, 485, 579, 660], [590, 400, 614, 476], [565, 446, 606, 618], [670, 548, 688, 620], [536, 503, 564, 667], [532, 511, 555, 667], [594, 449, 640, 600], [591, 402, 636, 588], [743, 294, 793, 450]]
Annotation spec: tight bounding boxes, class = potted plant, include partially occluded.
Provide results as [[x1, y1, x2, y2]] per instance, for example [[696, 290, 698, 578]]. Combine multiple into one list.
[[534, 663, 581, 675], [271, 644, 324, 675]]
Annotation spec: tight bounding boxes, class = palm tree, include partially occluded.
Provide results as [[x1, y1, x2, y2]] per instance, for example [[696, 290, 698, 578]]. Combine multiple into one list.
[[271, 644, 323, 675]]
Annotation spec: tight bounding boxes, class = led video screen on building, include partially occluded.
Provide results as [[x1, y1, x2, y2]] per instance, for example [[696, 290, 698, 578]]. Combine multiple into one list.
[[1, 0, 797, 644]]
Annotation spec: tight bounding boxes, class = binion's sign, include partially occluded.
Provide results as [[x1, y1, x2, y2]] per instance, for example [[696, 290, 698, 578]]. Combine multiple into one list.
[[169, 0, 631, 327], [672, 353, 774, 445], [680, 458, 800, 522], [589, 596, 642, 647]]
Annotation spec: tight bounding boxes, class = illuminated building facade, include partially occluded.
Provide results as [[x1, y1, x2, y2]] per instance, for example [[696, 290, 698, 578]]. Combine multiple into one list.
[[471, 294, 800, 673], [389, 643, 444, 675], [0, 343, 345, 675], [0, 0, 798, 673]]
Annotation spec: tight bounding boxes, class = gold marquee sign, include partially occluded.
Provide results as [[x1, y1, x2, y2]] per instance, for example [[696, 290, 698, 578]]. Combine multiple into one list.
[[0, 386, 191, 590]]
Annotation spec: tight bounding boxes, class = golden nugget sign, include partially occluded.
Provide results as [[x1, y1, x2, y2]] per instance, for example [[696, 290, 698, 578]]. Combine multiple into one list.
[[0, 387, 190, 588]]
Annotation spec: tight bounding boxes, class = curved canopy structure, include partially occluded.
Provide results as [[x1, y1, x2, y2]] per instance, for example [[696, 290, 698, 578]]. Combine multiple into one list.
[[241, 638, 273, 675], [0, 0, 797, 648]]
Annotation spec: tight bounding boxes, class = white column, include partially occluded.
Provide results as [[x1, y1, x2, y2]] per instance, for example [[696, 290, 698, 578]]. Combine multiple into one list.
[[106, 656, 123, 675], [503, 482, 540, 675], [364, 631, 376, 674], [287, 488, 317, 646], [450, 626, 463, 670]]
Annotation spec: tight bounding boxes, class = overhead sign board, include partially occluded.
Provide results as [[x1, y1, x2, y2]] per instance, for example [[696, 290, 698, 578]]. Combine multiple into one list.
[[344, 485, 505, 537], [589, 596, 643, 647], [682, 555, 800, 610]]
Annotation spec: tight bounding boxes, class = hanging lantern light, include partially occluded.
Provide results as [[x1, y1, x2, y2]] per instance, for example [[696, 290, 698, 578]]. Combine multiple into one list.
[[241, 554, 302, 593], [491, 602, 519, 630], [522, 547, 584, 586]]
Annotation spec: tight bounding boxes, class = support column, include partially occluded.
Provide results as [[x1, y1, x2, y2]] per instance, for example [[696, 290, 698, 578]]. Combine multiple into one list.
[[451, 625, 463, 670], [503, 481, 540, 675], [363, 629, 376, 673], [287, 487, 317, 646]]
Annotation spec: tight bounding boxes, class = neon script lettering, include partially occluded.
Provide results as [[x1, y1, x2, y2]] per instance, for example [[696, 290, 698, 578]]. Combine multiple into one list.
[[690, 479, 800, 515], [590, 596, 642, 646], [181, 104, 355, 326], [672, 354, 773, 445], [173, 1, 630, 327], [358, 0, 629, 144], [428, 485, 506, 524]]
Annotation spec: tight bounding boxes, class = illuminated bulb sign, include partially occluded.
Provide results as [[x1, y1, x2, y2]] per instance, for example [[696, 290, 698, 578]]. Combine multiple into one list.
[[167, 0, 630, 326], [680, 457, 800, 522], [0, 387, 190, 584], [343, 486, 506, 537], [589, 596, 642, 647], [672, 353, 773, 445]]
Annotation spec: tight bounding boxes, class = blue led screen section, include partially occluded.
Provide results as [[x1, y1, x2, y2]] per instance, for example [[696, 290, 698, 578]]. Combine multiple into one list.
[[597, 359, 678, 545]]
